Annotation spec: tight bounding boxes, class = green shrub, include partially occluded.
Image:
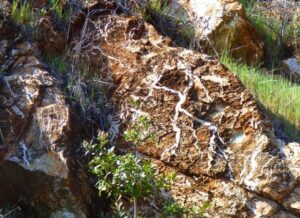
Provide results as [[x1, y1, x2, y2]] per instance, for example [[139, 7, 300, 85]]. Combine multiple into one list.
[[124, 115, 158, 146], [83, 132, 165, 216], [84, 132, 210, 217]]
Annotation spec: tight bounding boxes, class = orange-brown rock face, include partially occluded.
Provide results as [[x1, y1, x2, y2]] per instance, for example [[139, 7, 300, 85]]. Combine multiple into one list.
[[171, 0, 264, 64], [78, 13, 299, 217], [0, 37, 94, 217]]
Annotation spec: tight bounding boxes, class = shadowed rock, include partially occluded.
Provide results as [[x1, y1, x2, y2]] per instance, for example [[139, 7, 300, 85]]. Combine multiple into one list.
[[0, 39, 94, 217]]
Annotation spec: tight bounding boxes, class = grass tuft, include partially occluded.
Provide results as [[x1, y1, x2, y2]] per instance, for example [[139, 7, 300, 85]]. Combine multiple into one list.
[[222, 55, 300, 139], [11, 0, 32, 24], [43, 54, 70, 76]]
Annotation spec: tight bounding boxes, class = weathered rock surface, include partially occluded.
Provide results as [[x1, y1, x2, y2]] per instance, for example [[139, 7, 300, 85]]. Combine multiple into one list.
[[0, 30, 95, 217], [1, 0, 298, 216], [162, 0, 264, 64], [282, 57, 300, 82], [79, 12, 300, 217]]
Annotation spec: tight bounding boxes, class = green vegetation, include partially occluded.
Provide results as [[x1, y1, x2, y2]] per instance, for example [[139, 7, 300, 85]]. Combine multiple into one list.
[[11, 0, 32, 24], [136, 0, 169, 21], [163, 199, 210, 217], [222, 55, 300, 138], [285, 20, 300, 49], [148, 0, 169, 13], [50, 0, 63, 17], [83, 132, 166, 217], [10, 0, 71, 30], [163, 199, 185, 217], [190, 202, 211, 216], [43, 54, 70, 76], [248, 11, 283, 67], [84, 110, 210, 217], [84, 137, 163, 199], [239, 0, 300, 67], [221, 1, 300, 138], [50, 0, 72, 23], [42, 54, 109, 115], [124, 115, 158, 146]]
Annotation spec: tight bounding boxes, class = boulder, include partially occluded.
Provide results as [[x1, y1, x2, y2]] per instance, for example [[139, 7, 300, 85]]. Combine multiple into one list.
[[0, 38, 95, 217], [185, 0, 264, 64], [150, 0, 264, 64], [78, 13, 300, 216], [282, 57, 300, 82]]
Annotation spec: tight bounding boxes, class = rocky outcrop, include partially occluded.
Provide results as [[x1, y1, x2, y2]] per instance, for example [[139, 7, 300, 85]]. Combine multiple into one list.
[[78, 13, 300, 217], [0, 0, 298, 216], [0, 29, 95, 217], [154, 0, 264, 64]]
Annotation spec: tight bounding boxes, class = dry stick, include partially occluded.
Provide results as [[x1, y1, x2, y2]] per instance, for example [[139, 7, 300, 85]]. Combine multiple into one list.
[[134, 197, 138, 218], [2, 207, 21, 218], [69, 8, 91, 118], [205, 36, 220, 60], [66, 0, 73, 43], [70, 8, 118, 115]]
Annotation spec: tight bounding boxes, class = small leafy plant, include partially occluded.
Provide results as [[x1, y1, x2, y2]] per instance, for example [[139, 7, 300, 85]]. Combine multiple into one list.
[[84, 99, 209, 216], [124, 115, 156, 144], [84, 132, 165, 217], [163, 199, 185, 217], [124, 103, 159, 147], [163, 200, 210, 217]]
